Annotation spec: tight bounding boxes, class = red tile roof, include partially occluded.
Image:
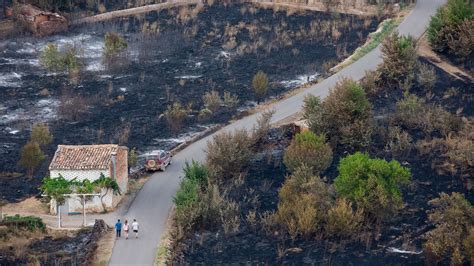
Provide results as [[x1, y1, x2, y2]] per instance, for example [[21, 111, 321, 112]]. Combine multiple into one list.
[[49, 144, 125, 170]]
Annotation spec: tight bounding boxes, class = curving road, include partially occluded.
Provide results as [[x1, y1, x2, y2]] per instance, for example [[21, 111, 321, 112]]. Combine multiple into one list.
[[109, 0, 446, 264]]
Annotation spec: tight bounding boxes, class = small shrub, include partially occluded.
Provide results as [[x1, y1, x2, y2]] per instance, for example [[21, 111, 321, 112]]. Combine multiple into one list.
[[303, 94, 324, 133], [283, 131, 333, 174], [326, 198, 364, 238], [427, 0, 474, 62], [163, 102, 189, 134], [444, 20, 473, 62], [206, 129, 252, 180], [305, 79, 373, 149], [334, 152, 411, 223], [359, 70, 380, 97], [183, 160, 208, 186], [30, 123, 53, 147], [417, 120, 473, 179], [417, 63, 437, 91], [174, 178, 200, 217], [128, 148, 139, 168], [19, 141, 45, 178], [223, 91, 239, 109], [40, 43, 81, 75], [252, 71, 269, 102], [380, 33, 417, 86], [252, 110, 274, 145], [104, 32, 128, 58], [198, 108, 213, 122], [464, 227, 474, 264], [395, 93, 461, 137], [424, 192, 474, 265], [276, 165, 332, 238], [202, 90, 222, 113], [39, 43, 61, 71], [385, 126, 413, 158]]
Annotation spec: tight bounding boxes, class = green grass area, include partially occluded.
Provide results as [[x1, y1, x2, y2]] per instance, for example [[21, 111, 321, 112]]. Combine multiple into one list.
[[350, 18, 400, 62], [2, 214, 46, 232]]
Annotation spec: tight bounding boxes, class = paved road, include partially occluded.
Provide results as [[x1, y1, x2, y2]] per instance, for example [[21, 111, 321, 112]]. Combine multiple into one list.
[[109, 0, 446, 264]]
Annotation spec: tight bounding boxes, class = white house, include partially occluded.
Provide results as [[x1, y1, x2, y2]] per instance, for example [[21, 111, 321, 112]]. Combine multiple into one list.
[[48, 144, 128, 214]]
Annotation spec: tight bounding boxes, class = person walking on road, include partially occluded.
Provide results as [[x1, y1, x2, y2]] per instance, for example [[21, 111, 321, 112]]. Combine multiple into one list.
[[131, 219, 139, 239], [123, 220, 130, 239], [115, 219, 122, 238]]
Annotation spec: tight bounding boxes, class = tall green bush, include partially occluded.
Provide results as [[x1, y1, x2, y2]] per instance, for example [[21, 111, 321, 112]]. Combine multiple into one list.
[[334, 152, 411, 222], [380, 33, 417, 86], [427, 0, 474, 62], [304, 79, 373, 149]]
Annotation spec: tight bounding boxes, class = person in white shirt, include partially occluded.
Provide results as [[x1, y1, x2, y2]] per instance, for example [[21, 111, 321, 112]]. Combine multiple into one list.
[[131, 219, 139, 239], [123, 220, 130, 239]]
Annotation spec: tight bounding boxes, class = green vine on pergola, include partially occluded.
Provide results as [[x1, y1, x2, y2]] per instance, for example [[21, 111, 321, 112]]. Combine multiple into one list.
[[41, 174, 121, 227]]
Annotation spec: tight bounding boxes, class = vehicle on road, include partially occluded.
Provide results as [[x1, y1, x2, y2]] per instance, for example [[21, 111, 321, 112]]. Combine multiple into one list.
[[144, 150, 172, 172]]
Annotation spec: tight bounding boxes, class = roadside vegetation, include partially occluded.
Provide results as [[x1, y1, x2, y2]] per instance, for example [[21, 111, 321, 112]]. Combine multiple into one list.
[[168, 18, 473, 263], [427, 0, 473, 65]]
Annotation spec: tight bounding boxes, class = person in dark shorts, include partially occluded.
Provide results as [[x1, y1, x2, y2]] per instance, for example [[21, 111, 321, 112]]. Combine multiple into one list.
[[131, 219, 139, 239]]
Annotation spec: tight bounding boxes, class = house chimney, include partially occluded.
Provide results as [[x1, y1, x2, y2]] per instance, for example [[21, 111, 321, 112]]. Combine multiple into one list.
[[111, 152, 117, 180]]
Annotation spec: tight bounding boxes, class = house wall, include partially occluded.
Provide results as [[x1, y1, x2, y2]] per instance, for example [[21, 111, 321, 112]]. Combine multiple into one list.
[[50, 169, 107, 182], [50, 169, 113, 213]]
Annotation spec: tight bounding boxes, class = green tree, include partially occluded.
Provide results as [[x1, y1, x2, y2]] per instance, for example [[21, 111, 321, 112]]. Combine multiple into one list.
[[93, 173, 121, 212], [380, 33, 417, 86], [334, 152, 411, 223], [252, 71, 269, 102], [30, 123, 53, 147], [19, 141, 45, 178], [283, 131, 333, 174]]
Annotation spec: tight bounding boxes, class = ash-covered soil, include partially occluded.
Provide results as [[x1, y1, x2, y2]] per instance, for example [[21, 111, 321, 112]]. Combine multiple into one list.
[[0, 3, 380, 202], [171, 60, 473, 265]]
